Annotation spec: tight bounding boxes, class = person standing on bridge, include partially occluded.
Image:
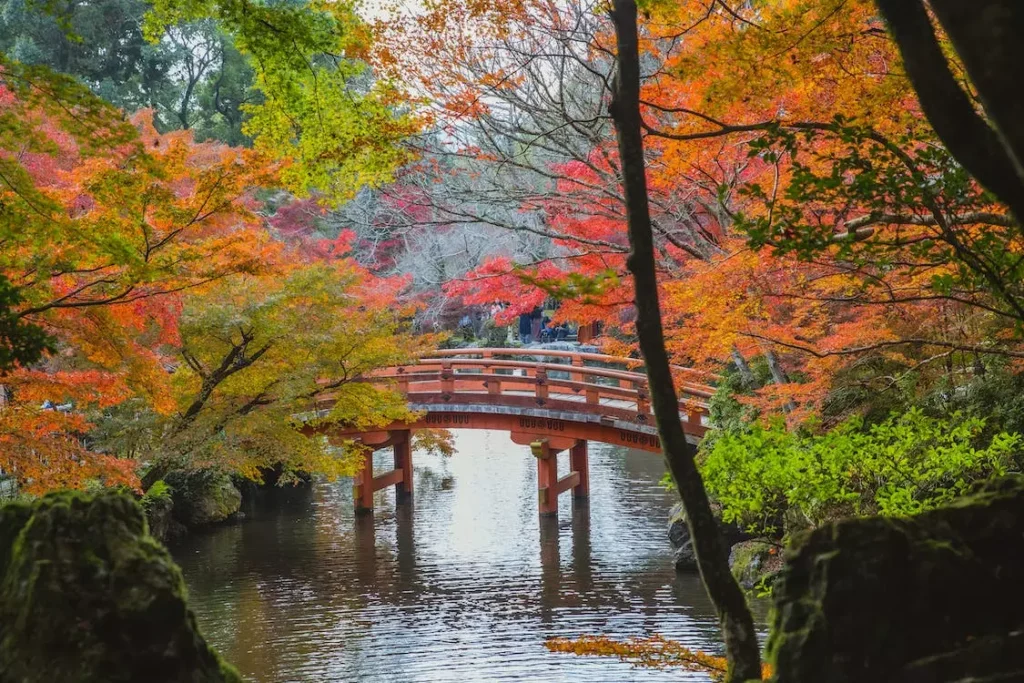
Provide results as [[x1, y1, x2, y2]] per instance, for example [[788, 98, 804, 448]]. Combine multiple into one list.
[[530, 307, 543, 344], [518, 311, 533, 345]]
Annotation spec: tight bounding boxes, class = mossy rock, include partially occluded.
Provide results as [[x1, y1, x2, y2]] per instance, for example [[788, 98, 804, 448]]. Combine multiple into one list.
[[728, 540, 782, 590], [167, 470, 242, 528], [143, 493, 175, 543], [0, 490, 242, 683], [142, 481, 177, 544], [667, 502, 756, 573], [768, 475, 1024, 683]]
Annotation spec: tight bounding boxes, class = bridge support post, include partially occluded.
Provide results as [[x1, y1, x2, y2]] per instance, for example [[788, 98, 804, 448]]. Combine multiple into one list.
[[531, 437, 588, 517], [393, 430, 413, 502], [569, 440, 589, 500], [354, 448, 374, 515], [534, 440, 560, 517], [352, 430, 413, 515]]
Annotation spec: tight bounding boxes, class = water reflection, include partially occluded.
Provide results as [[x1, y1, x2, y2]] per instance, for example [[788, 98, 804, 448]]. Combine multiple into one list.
[[538, 514, 561, 623], [172, 430, 765, 682]]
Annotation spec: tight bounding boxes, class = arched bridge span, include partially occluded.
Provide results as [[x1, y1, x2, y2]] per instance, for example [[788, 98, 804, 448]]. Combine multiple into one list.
[[306, 348, 716, 517]]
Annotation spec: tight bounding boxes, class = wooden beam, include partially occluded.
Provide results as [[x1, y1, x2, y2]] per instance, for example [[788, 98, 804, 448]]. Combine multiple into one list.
[[372, 468, 404, 491], [307, 410, 683, 452], [553, 471, 581, 496], [372, 471, 403, 491], [393, 431, 412, 501], [358, 431, 394, 447], [535, 440, 559, 516]]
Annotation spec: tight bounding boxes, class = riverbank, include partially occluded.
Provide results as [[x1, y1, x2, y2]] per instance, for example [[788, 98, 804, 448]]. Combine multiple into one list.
[[144, 466, 315, 544], [667, 504, 783, 592]]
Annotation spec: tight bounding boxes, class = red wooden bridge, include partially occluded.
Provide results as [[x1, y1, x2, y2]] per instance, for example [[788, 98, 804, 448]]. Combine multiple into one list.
[[305, 348, 715, 518]]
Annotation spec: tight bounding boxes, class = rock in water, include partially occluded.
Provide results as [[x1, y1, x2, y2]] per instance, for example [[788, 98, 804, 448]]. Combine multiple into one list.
[[167, 470, 242, 527], [0, 490, 242, 683], [673, 539, 698, 572], [667, 502, 755, 573], [142, 483, 178, 544], [667, 503, 689, 548], [768, 476, 1024, 683]]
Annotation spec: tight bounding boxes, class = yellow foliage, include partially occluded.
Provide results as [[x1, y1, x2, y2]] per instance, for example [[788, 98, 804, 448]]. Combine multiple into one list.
[[545, 634, 772, 680]]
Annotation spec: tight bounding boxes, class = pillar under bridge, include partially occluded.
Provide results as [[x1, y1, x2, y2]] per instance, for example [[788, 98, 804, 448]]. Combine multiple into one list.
[[348, 429, 589, 519], [515, 433, 589, 517], [352, 429, 413, 515]]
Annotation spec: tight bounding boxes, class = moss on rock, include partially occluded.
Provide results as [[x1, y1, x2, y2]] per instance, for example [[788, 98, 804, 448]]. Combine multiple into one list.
[[0, 499, 32, 574], [0, 489, 242, 683], [728, 540, 782, 590], [167, 470, 242, 528], [767, 475, 1024, 683], [668, 502, 756, 574], [142, 481, 177, 543]]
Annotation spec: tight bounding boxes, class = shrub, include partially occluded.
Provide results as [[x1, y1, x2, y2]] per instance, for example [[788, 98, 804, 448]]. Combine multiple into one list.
[[140, 480, 173, 512], [700, 409, 1021, 537]]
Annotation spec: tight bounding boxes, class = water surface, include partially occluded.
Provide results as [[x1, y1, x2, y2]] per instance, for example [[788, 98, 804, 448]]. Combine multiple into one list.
[[173, 430, 765, 682]]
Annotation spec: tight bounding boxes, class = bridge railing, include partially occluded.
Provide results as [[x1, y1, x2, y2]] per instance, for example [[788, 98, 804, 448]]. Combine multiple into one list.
[[314, 347, 717, 430], [421, 348, 717, 388]]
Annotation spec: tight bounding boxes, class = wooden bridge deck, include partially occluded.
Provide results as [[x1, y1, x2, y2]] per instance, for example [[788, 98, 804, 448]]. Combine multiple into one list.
[[311, 347, 715, 444], [305, 348, 717, 516]]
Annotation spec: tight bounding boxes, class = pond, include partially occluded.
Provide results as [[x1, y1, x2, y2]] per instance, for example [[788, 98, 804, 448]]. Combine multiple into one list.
[[172, 429, 767, 682]]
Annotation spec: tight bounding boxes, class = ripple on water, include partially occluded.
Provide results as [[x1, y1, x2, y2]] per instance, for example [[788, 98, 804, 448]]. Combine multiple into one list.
[[172, 430, 766, 683]]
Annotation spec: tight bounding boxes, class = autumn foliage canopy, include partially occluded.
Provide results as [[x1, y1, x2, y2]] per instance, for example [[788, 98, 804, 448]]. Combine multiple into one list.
[[0, 63, 424, 492], [371, 0, 1019, 426]]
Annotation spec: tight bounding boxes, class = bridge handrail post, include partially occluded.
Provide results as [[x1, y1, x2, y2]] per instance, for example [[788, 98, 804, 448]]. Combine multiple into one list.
[[535, 366, 549, 405], [686, 407, 704, 428], [636, 387, 650, 417], [441, 360, 454, 399], [570, 355, 584, 383]]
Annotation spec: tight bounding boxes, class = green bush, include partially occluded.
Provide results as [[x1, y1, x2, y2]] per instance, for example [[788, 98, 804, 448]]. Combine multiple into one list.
[[700, 409, 1021, 537], [140, 480, 173, 512]]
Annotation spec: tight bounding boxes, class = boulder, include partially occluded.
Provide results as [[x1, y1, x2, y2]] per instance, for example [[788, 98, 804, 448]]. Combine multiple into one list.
[[141, 480, 184, 544], [168, 470, 242, 528], [768, 476, 1024, 683], [668, 502, 755, 573], [673, 539, 698, 571], [144, 492, 174, 542], [668, 503, 689, 548], [143, 497, 186, 545], [0, 490, 241, 683], [728, 540, 782, 590]]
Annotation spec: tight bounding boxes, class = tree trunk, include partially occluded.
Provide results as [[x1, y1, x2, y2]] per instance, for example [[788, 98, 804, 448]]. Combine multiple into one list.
[[927, 1, 1024, 185], [730, 346, 756, 389], [874, 0, 1024, 219], [606, 1, 762, 680], [765, 349, 797, 413]]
